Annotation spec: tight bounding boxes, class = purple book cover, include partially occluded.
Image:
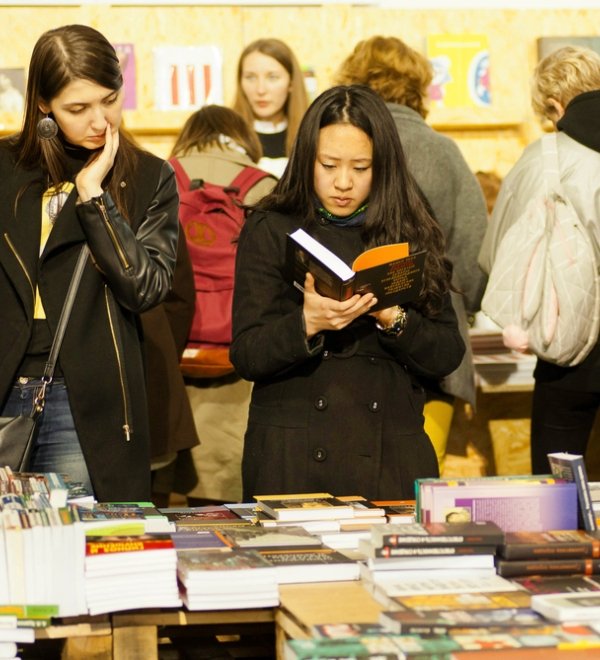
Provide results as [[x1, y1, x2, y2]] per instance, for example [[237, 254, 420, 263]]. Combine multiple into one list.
[[113, 43, 136, 110]]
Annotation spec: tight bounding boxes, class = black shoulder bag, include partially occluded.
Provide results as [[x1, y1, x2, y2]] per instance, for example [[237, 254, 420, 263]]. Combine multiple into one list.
[[0, 245, 89, 471]]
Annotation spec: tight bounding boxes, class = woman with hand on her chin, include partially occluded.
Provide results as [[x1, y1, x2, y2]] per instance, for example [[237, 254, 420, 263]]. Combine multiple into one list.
[[0, 25, 179, 501], [231, 84, 465, 501]]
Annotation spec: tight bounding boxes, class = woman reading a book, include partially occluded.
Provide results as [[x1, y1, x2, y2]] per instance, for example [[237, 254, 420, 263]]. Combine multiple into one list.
[[231, 84, 464, 501]]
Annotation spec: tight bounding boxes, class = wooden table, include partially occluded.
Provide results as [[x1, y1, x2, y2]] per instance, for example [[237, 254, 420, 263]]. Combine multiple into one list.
[[36, 606, 276, 659], [276, 582, 382, 658]]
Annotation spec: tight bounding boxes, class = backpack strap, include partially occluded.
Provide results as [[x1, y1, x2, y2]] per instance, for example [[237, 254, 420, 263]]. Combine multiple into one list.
[[169, 157, 193, 191], [228, 166, 275, 200], [541, 132, 562, 193]]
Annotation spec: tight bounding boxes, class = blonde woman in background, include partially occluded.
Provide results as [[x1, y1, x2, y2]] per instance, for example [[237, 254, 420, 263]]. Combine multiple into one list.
[[336, 36, 488, 473], [233, 38, 309, 177], [479, 46, 600, 474], [155, 105, 276, 505]]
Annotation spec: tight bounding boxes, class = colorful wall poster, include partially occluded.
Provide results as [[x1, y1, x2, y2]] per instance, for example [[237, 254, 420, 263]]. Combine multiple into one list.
[[113, 43, 137, 110], [153, 46, 223, 111], [426, 34, 491, 109], [0, 68, 25, 113]]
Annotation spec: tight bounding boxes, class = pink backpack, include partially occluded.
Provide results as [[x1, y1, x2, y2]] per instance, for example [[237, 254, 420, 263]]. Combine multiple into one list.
[[170, 157, 272, 377]]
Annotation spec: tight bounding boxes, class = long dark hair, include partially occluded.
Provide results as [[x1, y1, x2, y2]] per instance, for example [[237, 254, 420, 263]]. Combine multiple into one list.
[[9, 24, 140, 218], [255, 84, 452, 314]]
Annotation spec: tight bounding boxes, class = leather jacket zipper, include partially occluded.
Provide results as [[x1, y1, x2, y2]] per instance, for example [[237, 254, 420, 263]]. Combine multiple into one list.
[[4, 233, 35, 299], [92, 196, 131, 271], [104, 285, 132, 441]]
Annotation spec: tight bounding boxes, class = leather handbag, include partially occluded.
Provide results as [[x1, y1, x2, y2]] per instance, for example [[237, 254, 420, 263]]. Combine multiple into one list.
[[0, 246, 89, 472]]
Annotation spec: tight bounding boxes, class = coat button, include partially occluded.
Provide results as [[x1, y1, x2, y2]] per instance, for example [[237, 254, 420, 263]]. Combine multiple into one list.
[[314, 396, 328, 410], [368, 357, 376, 364], [369, 401, 380, 412], [323, 350, 331, 360], [313, 448, 327, 461]]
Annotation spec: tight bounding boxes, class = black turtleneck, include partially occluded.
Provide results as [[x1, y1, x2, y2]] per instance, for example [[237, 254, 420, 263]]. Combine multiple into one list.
[[557, 89, 600, 153]]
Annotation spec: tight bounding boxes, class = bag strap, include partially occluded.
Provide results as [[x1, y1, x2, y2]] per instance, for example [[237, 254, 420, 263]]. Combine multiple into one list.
[[168, 157, 192, 191], [541, 132, 562, 192], [34, 245, 89, 413], [228, 166, 274, 199]]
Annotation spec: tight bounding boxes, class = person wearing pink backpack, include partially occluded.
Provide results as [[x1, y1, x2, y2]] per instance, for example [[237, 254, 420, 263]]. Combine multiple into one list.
[[156, 106, 276, 505]]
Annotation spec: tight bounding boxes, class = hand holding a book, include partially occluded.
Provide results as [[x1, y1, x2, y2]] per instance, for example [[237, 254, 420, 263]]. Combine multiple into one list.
[[302, 273, 377, 338]]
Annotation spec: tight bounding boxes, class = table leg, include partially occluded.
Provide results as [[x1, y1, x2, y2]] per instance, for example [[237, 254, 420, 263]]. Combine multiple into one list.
[[113, 625, 158, 660]]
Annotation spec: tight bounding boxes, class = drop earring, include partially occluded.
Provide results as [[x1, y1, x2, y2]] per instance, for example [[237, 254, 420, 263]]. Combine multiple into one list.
[[37, 114, 58, 140]]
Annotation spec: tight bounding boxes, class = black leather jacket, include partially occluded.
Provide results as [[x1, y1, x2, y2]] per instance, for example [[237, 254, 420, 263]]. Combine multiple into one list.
[[0, 149, 179, 501], [77, 161, 178, 313]]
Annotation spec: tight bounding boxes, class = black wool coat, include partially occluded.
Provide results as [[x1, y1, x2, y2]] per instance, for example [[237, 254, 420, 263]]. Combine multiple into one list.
[[231, 211, 465, 501], [0, 145, 179, 501]]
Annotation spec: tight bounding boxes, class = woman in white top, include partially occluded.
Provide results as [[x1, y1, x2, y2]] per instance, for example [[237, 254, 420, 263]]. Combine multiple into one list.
[[233, 38, 309, 177]]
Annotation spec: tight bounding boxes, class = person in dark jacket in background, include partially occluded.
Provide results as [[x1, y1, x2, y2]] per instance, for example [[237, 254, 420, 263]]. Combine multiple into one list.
[[231, 85, 465, 501], [0, 25, 179, 501], [336, 36, 488, 473], [144, 232, 200, 508]]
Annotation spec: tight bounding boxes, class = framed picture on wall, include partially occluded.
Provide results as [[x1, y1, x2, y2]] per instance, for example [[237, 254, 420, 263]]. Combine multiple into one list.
[[153, 45, 223, 111], [426, 34, 491, 110], [113, 43, 137, 110], [0, 68, 25, 114]]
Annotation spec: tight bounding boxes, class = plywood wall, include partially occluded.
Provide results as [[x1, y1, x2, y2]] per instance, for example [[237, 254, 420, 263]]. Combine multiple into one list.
[[2, 4, 600, 176]]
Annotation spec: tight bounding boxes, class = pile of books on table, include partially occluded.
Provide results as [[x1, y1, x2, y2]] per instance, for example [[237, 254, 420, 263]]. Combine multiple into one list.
[[177, 549, 279, 610], [495, 529, 600, 579], [469, 313, 536, 390], [416, 475, 579, 532], [0, 467, 87, 617], [0, 614, 37, 659], [253, 493, 414, 551], [167, 498, 361, 591], [357, 521, 504, 589], [83, 533, 181, 615]]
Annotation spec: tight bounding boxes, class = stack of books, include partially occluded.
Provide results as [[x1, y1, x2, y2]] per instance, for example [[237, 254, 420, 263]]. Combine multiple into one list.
[[73, 501, 173, 535], [357, 521, 504, 586], [547, 452, 598, 532], [0, 471, 87, 617], [254, 493, 357, 523], [469, 315, 536, 390], [416, 475, 578, 532], [531, 591, 600, 623], [368, 572, 523, 611], [495, 529, 600, 579], [84, 533, 181, 615], [0, 614, 36, 659], [159, 504, 254, 532], [285, 621, 600, 658], [177, 549, 279, 610]]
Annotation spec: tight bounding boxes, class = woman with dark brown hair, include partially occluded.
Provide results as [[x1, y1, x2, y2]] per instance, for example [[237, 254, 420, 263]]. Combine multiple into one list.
[[0, 25, 179, 500]]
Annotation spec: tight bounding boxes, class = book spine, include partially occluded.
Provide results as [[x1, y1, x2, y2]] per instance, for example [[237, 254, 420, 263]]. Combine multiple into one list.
[[496, 558, 600, 577], [574, 461, 598, 532], [375, 534, 503, 546], [549, 455, 598, 532], [374, 544, 497, 558], [500, 542, 598, 560]]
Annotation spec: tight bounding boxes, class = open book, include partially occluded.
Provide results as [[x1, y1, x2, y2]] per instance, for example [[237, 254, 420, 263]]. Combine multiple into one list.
[[286, 228, 426, 312]]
